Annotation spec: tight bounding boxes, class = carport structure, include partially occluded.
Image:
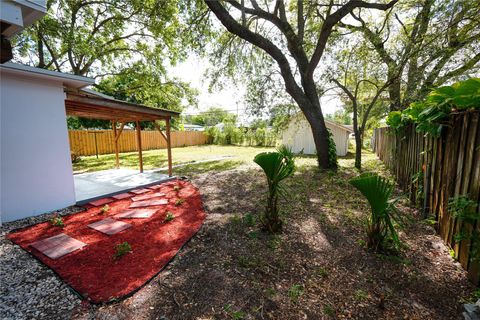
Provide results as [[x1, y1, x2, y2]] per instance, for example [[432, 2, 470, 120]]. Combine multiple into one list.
[[65, 89, 179, 176]]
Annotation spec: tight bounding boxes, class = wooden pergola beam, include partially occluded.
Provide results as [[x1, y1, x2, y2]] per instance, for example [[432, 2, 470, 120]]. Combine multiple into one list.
[[112, 121, 126, 169], [136, 121, 143, 173], [153, 120, 172, 177]]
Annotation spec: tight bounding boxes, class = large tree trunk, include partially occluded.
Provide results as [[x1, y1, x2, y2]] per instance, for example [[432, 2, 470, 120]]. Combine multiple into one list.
[[304, 109, 331, 169], [388, 69, 402, 111], [352, 106, 361, 169]]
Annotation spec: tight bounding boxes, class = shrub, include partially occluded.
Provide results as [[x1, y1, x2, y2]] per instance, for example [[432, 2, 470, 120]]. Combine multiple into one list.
[[50, 215, 64, 227], [349, 173, 402, 252], [327, 129, 337, 169], [100, 204, 109, 214], [449, 196, 479, 261], [254, 145, 295, 233], [386, 78, 480, 136], [164, 211, 175, 222], [114, 242, 132, 259], [70, 151, 81, 163]]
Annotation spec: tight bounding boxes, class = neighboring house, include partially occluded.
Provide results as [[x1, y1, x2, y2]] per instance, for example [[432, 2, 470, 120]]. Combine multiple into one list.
[[282, 114, 354, 156], [183, 124, 205, 131]]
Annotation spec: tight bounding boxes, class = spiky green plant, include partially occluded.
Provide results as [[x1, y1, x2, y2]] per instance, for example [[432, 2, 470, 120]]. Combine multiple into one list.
[[349, 173, 402, 252], [254, 145, 295, 233]]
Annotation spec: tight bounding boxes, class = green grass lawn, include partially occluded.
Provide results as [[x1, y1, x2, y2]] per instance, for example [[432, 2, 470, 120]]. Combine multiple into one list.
[[72, 145, 276, 175], [73, 144, 380, 177]]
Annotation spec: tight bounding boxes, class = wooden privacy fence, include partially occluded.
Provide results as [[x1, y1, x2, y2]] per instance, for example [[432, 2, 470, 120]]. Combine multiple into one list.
[[373, 110, 480, 283], [69, 130, 208, 156]]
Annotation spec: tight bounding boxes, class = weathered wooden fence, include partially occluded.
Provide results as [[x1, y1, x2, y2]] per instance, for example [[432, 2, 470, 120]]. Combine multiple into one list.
[[69, 130, 208, 156], [373, 111, 480, 283]]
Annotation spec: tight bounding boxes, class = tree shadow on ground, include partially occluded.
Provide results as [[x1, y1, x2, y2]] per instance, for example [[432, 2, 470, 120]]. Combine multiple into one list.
[[80, 166, 473, 320]]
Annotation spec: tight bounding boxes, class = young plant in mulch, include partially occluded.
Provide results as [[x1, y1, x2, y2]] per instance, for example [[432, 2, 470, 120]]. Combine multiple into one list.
[[349, 173, 403, 253], [164, 211, 175, 222], [50, 215, 64, 227], [100, 204, 110, 214], [175, 198, 185, 206], [114, 242, 132, 259], [253, 145, 295, 233], [173, 185, 182, 192]]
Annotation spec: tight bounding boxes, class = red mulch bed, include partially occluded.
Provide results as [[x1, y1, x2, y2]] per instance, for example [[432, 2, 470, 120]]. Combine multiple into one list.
[[7, 179, 206, 303]]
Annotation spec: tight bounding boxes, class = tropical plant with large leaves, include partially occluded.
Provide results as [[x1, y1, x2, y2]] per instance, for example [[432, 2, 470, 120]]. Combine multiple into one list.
[[254, 145, 295, 233], [349, 173, 402, 252]]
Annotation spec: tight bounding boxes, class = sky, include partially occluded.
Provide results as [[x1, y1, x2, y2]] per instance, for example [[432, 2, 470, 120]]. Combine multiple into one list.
[[170, 54, 343, 125]]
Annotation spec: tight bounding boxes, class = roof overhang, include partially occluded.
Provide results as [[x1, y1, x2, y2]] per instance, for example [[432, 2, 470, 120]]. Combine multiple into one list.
[[65, 89, 180, 122], [0, 62, 94, 88], [1, 1, 47, 38]]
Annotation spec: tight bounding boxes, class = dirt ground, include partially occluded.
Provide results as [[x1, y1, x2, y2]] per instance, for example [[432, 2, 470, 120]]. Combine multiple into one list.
[[70, 156, 474, 320]]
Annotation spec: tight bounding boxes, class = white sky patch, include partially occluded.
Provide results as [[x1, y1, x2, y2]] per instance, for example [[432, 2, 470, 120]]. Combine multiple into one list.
[[170, 54, 342, 125]]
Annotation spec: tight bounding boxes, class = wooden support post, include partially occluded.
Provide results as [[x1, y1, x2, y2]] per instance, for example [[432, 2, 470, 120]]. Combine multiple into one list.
[[136, 121, 143, 173], [112, 121, 119, 169], [166, 117, 172, 177]]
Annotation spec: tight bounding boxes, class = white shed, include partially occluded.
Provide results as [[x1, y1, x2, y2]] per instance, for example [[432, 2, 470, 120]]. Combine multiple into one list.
[[282, 114, 353, 156]]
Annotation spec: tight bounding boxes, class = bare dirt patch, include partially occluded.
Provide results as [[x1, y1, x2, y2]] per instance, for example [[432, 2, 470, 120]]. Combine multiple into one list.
[[71, 162, 474, 319]]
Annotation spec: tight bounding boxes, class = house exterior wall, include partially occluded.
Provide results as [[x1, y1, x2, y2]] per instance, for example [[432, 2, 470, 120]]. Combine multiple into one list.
[[281, 116, 351, 156], [0, 74, 76, 223]]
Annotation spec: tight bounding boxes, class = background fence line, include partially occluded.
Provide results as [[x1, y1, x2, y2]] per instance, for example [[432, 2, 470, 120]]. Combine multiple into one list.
[[69, 130, 208, 156], [373, 111, 480, 283]]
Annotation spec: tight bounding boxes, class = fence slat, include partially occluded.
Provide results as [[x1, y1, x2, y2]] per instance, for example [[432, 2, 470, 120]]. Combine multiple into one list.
[[69, 130, 208, 156], [373, 111, 480, 284]]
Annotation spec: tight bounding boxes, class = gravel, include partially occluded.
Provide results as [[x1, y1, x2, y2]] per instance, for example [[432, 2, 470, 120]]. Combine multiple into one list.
[[0, 206, 84, 320]]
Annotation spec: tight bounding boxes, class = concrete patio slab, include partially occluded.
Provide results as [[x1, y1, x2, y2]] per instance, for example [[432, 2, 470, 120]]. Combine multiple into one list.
[[88, 218, 132, 235], [74, 168, 173, 204], [31, 233, 87, 259]]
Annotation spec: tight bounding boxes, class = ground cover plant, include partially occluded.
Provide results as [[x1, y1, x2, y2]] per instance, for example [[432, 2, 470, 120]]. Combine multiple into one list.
[[349, 173, 402, 252], [254, 146, 295, 233]]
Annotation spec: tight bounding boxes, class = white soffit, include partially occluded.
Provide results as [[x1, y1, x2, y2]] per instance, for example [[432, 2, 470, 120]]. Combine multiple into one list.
[[0, 62, 95, 89], [1, 0, 47, 38]]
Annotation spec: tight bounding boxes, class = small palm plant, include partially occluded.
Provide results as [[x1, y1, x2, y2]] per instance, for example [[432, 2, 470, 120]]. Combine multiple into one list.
[[254, 145, 295, 233], [349, 173, 402, 252]]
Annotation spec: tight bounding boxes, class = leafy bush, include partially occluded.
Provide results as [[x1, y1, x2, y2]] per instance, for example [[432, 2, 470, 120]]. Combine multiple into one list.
[[327, 129, 338, 169], [50, 215, 64, 227], [164, 211, 175, 222], [204, 124, 277, 147], [386, 78, 480, 136], [449, 196, 479, 261], [70, 151, 81, 163], [114, 242, 132, 259], [349, 173, 402, 252], [254, 145, 295, 233]]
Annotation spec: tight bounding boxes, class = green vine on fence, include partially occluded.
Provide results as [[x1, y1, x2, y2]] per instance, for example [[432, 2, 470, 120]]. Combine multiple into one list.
[[448, 195, 479, 262], [386, 78, 480, 136]]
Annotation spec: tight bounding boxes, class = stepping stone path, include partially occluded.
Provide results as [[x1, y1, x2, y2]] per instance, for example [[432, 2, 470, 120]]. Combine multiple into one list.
[[131, 192, 166, 202], [31, 233, 87, 259], [89, 198, 114, 207], [130, 188, 150, 195], [115, 208, 158, 219], [88, 218, 132, 235], [112, 193, 132, 200], [129, 199, 168, 208]]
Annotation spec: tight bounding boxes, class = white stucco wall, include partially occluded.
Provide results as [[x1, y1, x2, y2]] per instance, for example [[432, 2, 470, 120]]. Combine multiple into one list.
[[0, 74, 76, 223], [282, 115, 352, 156]]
